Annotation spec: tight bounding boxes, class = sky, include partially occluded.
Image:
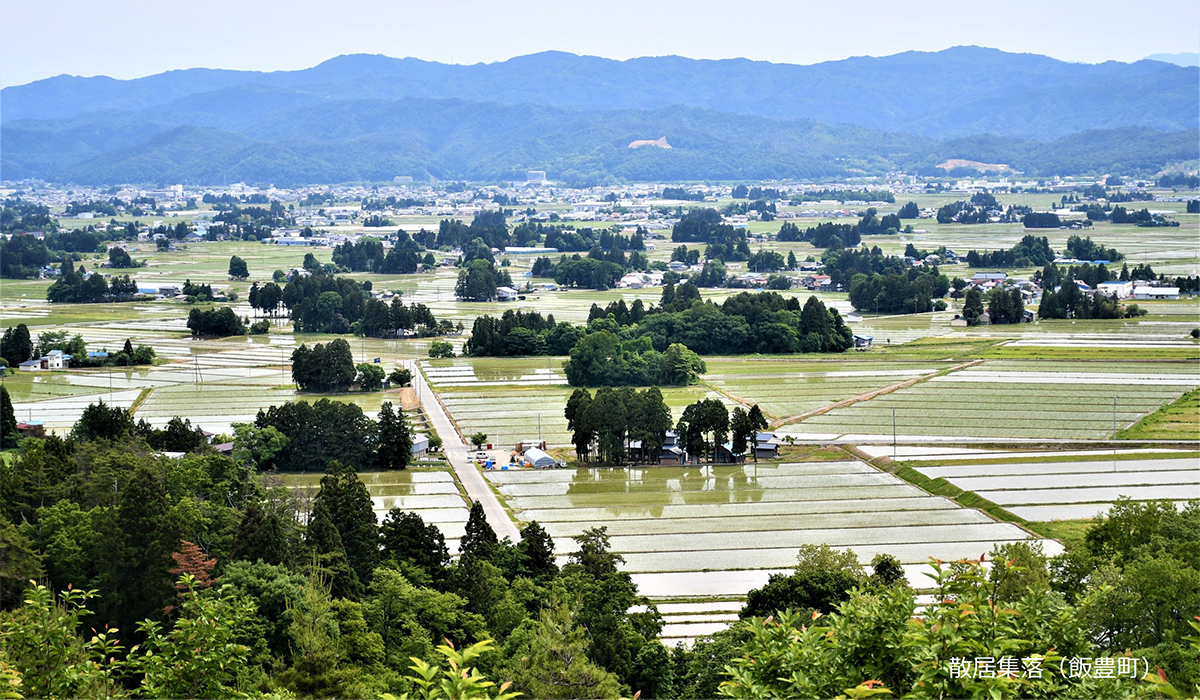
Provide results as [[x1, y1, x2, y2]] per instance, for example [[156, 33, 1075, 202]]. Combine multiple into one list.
[[2, 0, 1198, 88]]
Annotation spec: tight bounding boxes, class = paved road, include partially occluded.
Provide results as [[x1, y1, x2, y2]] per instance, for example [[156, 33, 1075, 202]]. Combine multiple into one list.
[[406, 360, 520, 541]]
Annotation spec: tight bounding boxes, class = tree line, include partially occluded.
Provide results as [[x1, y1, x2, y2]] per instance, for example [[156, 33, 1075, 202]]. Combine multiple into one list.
[[965, 234, 1056, 268], [46, 259, 137, 303], [465, 288, 854, 366]]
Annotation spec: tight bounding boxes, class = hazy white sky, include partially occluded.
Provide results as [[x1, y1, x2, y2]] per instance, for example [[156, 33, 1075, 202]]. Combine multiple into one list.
[[2, 0, 1198, 87]]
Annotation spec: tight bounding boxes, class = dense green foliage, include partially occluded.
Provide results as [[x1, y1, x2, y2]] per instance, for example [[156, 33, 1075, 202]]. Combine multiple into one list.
[[670, 209, 751, 262], [45, 259, 137, 303], [0, 234, 52, 279], [563, 332, 706, 387], [290, 339, 355, 392], [1065, 236, 1123, 262], [186, 306, 248, 337], [965, 235, 1056, 268]]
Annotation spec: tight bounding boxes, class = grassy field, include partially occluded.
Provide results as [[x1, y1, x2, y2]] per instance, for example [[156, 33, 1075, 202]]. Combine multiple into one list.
[[1117, 387, 1200, 440]]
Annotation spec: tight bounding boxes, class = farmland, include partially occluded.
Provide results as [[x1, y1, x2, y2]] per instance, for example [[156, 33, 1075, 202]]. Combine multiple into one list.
[[908, 456, 1200, 521], [776, 360, 1200, 440], [484, 457, 1061, 643], [2, 184, 1197, 645]]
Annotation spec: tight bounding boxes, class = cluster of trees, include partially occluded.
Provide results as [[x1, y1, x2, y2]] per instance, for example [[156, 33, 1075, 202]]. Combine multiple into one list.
[[662, 186, 707, 200], [627, 287, 855, 355], [107, 246, 141, 269], [0, 198, 57, 235], [1039, 261, 1114, 291], [674, 399, 744, 464], [1038, 279, 1129, 319], [0, 324, 34, 367], [247, 281, 284, 315], [467, 288, 854, 364], [253, 397, 411, 472], [563, 330, 707, 387], [965, 235, 1055, 268], [1065, 235, 1123, 261], [465, 311, 582, 356], [290, 340, 356, 392], [46, 260, 137, 303], [790, 189, 894, 203], [549, 253, 629, 291], [564, 387, 675, 463], [936, 197, 994, 224], [0, 233, 52, 279], [435, 210, 509, 249], [358, 297, 442, 339], [187, 307, 248, 337], [331, 233, 434, 273], [542, 226, 646, 253], [821, 245, 912, 289], [455, 259, 514, 301], [775, 208, 905, 249], [721, 200, 776, 220], [670, 209, 751, 262], [897, 201, 920, 218], [1111, 206, 1179, 227], [985, 287, 1026, 324], [847, 267, 950, 314], [1023, 212, 1062, 228], [777, 220, 860, 248], [283, 274, 371, 334]]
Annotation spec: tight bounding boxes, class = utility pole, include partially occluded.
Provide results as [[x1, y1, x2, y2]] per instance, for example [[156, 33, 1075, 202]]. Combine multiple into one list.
[[892, 407, 897, 460]]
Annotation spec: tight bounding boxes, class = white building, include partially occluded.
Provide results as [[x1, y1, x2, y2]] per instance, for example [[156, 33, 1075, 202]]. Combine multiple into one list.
[[496, 286, 520, 302], [1133, 287, 1180, 300], [1097, 281, 1133, 298]]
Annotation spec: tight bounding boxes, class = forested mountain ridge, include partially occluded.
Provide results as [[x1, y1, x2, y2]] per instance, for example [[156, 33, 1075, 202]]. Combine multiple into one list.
[[5, 46, 1197, 138], [3, 96, 1195, 186], [3, 46, 1197, 185]]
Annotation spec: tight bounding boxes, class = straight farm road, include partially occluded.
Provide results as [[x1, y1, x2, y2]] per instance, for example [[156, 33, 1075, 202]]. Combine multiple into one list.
[[404, 360, 520, 541]]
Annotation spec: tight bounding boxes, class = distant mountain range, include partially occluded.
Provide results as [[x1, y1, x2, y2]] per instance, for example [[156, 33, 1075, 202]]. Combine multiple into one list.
[[2, 47, 1196, 185], [1146, 52, 1200, 67]]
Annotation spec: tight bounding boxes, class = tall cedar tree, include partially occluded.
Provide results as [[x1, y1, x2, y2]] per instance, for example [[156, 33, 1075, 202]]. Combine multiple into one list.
[[107, 465, 175, 632], [313, 461, 378, 588], [517, 521, 558, 581], [460, 500, 498, 561], [375, 402, 412, 470], [231, 498, 290, 566], [305, 498, 362, 599], [0, 386, 19, 448], [0, 323, 34, 366], [379, 509, 450, 582]]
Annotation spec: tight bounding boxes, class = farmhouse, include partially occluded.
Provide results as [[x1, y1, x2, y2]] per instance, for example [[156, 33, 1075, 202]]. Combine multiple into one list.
[[20, 350, 70, 371], [496, 286, 520, 302], [754, 432, 779, 460]]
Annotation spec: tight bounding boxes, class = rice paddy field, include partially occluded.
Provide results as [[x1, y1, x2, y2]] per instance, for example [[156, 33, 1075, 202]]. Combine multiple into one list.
[[485, 459, 1060, 643], [280, 469, 470, 548], [777, 359, 1200, 440], [702, 358, 955, 420], [909, 456, 1200, 521]]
